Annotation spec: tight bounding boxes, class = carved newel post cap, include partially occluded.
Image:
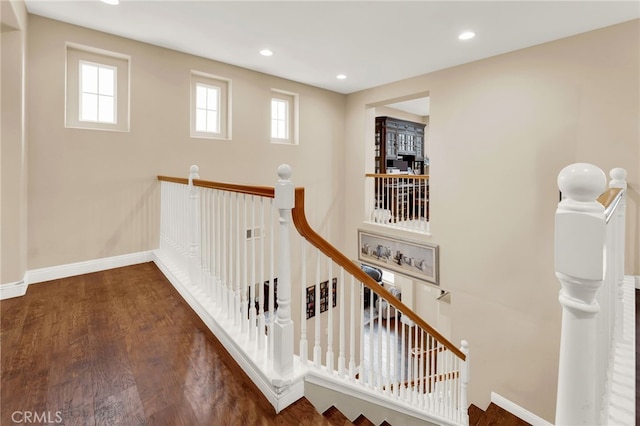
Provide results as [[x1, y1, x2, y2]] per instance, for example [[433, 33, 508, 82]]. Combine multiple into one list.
[[610, 167, 627, 181], [189, 164, 199, 175], [558, 163, 606, 202], [277, 164, 292, 181]]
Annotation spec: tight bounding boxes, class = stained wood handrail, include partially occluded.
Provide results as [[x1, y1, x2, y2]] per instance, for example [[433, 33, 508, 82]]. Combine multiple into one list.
[[365, 173, 430, 180], [292, 187, 466, 361], [158, 175, 275, 198], [597, 187, 622, 209], [156, 174, 465, 360]]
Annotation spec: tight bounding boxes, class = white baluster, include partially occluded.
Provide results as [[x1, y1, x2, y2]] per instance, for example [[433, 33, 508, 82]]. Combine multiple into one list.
[[299, 241, 308, 364], [268, 199, 275, 362], [257, 197, 265, 348], [349, 275, 356, 380], [314, 250, 322, 368], [555, 163, 606, 426], [188, 165, 201, 289], [273, 164, 294, 378], [338, 266, 345, 378], [326, 259, 334, 373]]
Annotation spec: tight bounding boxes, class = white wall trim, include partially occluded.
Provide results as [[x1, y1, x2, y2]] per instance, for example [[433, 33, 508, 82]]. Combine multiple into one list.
[[633, 275, 640, 290], [0, 277, 28, 300], [491, 392, 552, 426], [26, 251, 153, 286]]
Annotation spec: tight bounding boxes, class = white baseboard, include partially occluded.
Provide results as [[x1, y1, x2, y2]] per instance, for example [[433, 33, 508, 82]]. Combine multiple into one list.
[[491, 392, 552, 426], [26, 251, 153, 286], [0, 277, 28, 300]]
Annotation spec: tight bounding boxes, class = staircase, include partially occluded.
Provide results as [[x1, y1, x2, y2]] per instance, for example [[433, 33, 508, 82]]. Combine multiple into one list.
[[468, 403, 530, 426]]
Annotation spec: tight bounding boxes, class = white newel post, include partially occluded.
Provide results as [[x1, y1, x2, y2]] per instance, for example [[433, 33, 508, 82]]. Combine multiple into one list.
[[460, 340, 470, 425], [555, 163, 606, 426], [274, 164, 294, 379], [188, 165, 201, 288]]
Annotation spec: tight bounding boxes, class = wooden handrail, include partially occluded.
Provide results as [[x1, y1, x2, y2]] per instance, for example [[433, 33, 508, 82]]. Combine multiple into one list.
[[292, 187, 466, 361], [597, 187, 622, 209], [365, 173, 429, 180], [158, 175, 275, 198]]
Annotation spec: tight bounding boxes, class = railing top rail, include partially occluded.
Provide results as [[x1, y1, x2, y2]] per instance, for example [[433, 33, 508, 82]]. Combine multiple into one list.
[[292, 187, 466, 361], [158, 175, 275, 198], [597, 187, 623, 223], [597, 187, 622, 209], [365, 173, 430, 179]]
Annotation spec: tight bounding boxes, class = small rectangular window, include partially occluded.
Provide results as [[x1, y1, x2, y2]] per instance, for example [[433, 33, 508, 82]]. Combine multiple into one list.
[[191, 71, 231, 139], [271, 98, 289, 139], [79, 61, 116, 123], [195, 83, 220, 133], [66, 44, 130, 132], [271, 89, 298, 145]]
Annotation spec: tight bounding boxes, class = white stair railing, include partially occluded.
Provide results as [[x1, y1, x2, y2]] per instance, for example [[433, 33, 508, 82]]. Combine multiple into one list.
[[156, 165, 469, 424], [554, 163, 630, 425], [365, 173, 430, 234], [292, 182, 469, 425]]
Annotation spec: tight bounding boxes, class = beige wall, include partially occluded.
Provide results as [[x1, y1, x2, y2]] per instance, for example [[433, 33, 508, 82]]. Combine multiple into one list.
[[344, 20, 639, 421], [26, 15, 345, 270], [1, 0, 28, 285]]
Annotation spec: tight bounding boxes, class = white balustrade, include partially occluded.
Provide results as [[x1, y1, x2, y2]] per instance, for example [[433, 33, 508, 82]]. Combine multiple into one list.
[[158, 164, 469, 423], [554, 163, 628, 426], [365, 174, 430, 234]]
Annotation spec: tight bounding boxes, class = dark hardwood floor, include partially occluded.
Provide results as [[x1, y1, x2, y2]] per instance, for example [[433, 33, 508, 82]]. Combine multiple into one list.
[[1, 262, 334, 426]]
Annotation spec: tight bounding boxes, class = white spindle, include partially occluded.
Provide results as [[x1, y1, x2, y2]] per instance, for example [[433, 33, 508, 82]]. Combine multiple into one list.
[[349, 275, 356, 380], [555, 163, 607, 426], [300, 241, 308, 364], [188, 165, 200, 289], [326, 259, 334, 373], [268, 198, 275, 362], [314, 250, 321, 368], [258, 197, 265, 348], [338, 266, 345, 378]]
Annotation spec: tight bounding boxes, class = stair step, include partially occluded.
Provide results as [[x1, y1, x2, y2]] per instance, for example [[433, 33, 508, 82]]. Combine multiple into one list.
[[479, 403, 532, 426], [468, 403, 485, 425], [473, 403, 531, 426], [352, 414, 377, 426], [323, 406, 354, 426]]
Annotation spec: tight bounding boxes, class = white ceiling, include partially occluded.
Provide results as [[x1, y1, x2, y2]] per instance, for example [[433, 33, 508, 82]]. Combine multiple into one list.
[[25, 1, 640, 94]]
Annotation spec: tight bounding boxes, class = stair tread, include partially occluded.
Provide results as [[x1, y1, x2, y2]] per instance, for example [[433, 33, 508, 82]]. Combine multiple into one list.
[[323, 406, 354, 426], [475, 403, 531, 426], [352, 414, 377, 426], [468, 403, 485, 426]]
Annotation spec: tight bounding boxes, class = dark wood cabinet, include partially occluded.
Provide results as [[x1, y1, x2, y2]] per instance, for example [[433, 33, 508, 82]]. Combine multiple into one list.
[[375, 116, 425, 174]]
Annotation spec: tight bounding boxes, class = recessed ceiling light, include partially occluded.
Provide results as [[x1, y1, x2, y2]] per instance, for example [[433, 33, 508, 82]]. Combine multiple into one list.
[[260, 49, 273, 57], [100, 0, 119, 5], [336, 74, 347, 80], [458, 31, 476, 41]]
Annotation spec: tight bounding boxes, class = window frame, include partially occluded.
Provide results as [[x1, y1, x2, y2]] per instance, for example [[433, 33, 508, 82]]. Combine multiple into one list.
[[190, 71, 231, 140], [65, 43, 130, 132], [270, 89, 298, 145]]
